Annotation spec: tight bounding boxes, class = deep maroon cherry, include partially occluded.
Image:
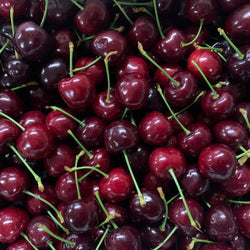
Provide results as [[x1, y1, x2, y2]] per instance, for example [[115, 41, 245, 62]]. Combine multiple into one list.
[[24, 0, 42, 23], [179, 232, 209, 250], [201, 243, 233, 250], [61, 233, 94, 250], [19, 110, 46, 129], [235, 204, 250, 238], [198, 143, 237, 182], [63, 196, 99, 233], [0, 206, 29, 244], [0, 0, 26, 19], [219, 0, 249, 12], [205, 183, 228, 206], [205, 203, 238, 242], [229, 233, 248, 250], [7, 237, 34, 250]]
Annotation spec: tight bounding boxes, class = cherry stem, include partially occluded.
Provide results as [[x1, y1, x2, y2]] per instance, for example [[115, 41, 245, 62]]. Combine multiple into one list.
[[40, 0, 48, 27], [168, 168, 200, 231], [47, 210, 69, 235], [95, 225, 110, 250], [133, 7, 155, 20], [152, 225, 178, 250], [167, 91, 204, 120], [23, 190, 64, 224], [203, 199, 211, 208], [47, 240, 56, 250], [0, 39, 10, 54], [11, 81, 39, 91], [35, 223, 75, 247], [227, 199, 250, 204], [239, 108, 250, 131], [69, 42, 74, 77], [65, 165, 108, 179], [138, 42, 179, 86], [187, 238, 214, 250], [181, 19, 204, 47], [236, 148, 250, 166], [10, 6, 19, 59], [0, 110, 25, 131], [8, 145, 44, 192], [117, 1, 153, 6], [123, 149, 146, 207], [191, 60, 219, 99], [98, 212, 121, 228], [67, 129, 93, 159], [166, 193, 179, 205], [77, 164, 100, 182], [153, 0, 164, 39], [46, 106, 85, 127], [217, 28, 244, 60], [81, 34, 95, 43], [157, 187, 168, 232], [157, 84, 191, 135], [74, 151, 85, 200], [202, 42, 227, 62], [73, 56, 102, 72], [236, 148, 250, 159], [113, 0, 133, 25], [71, 0, 84, 11], [20, 232, 39, 250], [121, 107, 129, 120], [94, 191, 118, 229], [104, 51, 118, 103]]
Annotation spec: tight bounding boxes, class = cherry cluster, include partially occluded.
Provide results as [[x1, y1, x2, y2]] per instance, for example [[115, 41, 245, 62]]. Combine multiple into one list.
[[0, 0, 249, 249]]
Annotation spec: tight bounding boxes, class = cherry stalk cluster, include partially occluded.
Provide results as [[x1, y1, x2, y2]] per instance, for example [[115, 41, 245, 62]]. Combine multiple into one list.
[[0, 0, 249, 249]]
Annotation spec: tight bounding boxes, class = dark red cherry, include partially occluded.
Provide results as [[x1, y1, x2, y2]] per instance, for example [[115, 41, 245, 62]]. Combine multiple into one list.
[[104, 120, 139, 154], [16, 123, 55, 160], [229, 233, 248, 250], [63, 196, 99, 233], [234, 102, 250, 130], [75, 0, 110, 35], [201, 243, 233, 250], [0, 206, 29, 244], [219, 0, 249, 12], [0, 166, 29, 202], [58, 73, 96, 110], [128, 15, 159, 50], [104, 225, 141, 250], [139, 110, 173, 146], [99, 167, 134, 203], [198, 144, 237, 182], [179, 232, 209, 250], [205, 183, 228, 206], [13, 21, 51, 61], [19, 110, 46, 129], [91, 30, 128, 67], [148, 147, 186, 180], [7, 237, 34, 250], [25, 0, 42, 23], [168, 197, 204, 236], [0, 0, 27, 19], [61, 233, 94, 250], [205, 204, 238, 242], [235, 204, 250, 238]]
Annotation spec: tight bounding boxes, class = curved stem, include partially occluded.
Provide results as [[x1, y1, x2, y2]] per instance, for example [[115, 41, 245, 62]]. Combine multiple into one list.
[[239, 108, 250, 131], [113, 0, 133, 25], [11, 81, 38, 91], [69, 42, 74, 77], [0, 39, 10, 54], [10, 6, 19, 59], [47, 210, 69, 235], [153, 0, 164, 39], [20, 232, 39, 250], [77, 164, 100, 182], [157, 187, 168, 232], [74, 151, 84, 200], [73, 56, 102, 72], [0, 111, 25, 131], [117, 1, 153, 6], [40, 0, 48, 27], [47, 240, 56, 250], [227, 199, 250, 204]]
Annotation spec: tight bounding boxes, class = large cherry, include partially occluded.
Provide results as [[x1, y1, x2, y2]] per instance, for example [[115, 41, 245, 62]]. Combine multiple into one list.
[[0, 0, 26, 19], [234, 204, 250, 238]]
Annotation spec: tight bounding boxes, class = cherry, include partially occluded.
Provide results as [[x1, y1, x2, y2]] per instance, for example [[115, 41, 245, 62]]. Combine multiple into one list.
[[198, 143, 237, 182], [229, 232, 248, 250], [25, 0, 42, 23], [7, 237, 33, 250], [61, 233, 94, 250], [0, 206, 29, 244], [0, 0, 26, 19], [179, 232, 210, 250], [235, 204, 250, 238], [219, 0, 249, 12], [63, 196, 99, 233], [234, 102, 250, 130], [18, 110, 46, 129], [75, 0, 110, 35], [201, 243, 233, 250], [138, 110, 173, 146], [99, 167, 134, 203], [205, 203, 238, 242], [0, 166, 29, 202]]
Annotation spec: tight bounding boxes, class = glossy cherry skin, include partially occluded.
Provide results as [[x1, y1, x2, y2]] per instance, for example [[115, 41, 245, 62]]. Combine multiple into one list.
[[61, 233, 94, 250], [0, 166, 29, 202], [63, 196, 99, 233], [177, 123, 213, 158], [128, 15, 159, 50], [148, 147, 186, 180], [155, 28, 189, 63], [129, 188, 164, 224], [201, 243, 233, 250], [58, 73, 96, 110], [0, 0, 27, 19], [219, 0, 249, 12], [235, 204, 250, 238], [184, 0, 218, 24], [104, 225, 141, 250], [201, 90, 236, 120], [168, 197, 204, 236], [99, 168, 134, 203], [16, 123, 55, 160], [7, 237, 34, 250], [26, 215, 57, 248], [104, 120, 139, 154], [19, 110, 46, 129], [75, 0, 109, 35], [198, 144, 237, 182], [24, 0, 42, 23], [139, 111, 173, 146], [187, 49, 222, 82], [91, 30, 128, 67], [13, 21, 51, 61], [225, 3, 250, 45], [0, 206, 29, 244], [229, 233, 248, 250], [205, 204, 238, 241], [115, 73, 149, 110], [179, 232, 209, 250]]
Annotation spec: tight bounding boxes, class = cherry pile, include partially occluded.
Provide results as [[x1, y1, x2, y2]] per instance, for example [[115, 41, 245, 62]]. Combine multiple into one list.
[[0, 0, 249, 249]]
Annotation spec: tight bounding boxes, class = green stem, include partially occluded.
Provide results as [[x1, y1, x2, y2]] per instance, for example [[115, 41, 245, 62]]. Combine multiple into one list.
[[47, 210, 69, 235], [11, 81, 38, 91], [71, 0, 84, 11], [69, 42, 74, 77], [123, 150, 146, 207], [117, 1, 153, 6], [0, 39, 10, 54], [24, 190, 64, 224], [121, 107, 129, 120], [0, 111, 25, 131], [74, 151, 85, 200], [20, 232, 39, 250], [236, 148, 250, 159], [73, 56, 102, 72], [153, 0, 164, 39], [191, 60, 219, 99], [40, 0, 48, 27], [10, 6, 19, 59], [78, 164, 100, 182], [166, 193, 179, 205], [67, 129, 93, 159], [157, 84, 191, 135], [157, 187, 168, 232], [47, 240, 56, 250], [9, 145, 44, 192], [95, 225, 110, 250], [227, 199, 250, 204], [113, 0, 133, 25], [81, 34, 95, 42], [239, 108, 250, 131], [188, 238, 214, 250], [218, 28, 244, 60]]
